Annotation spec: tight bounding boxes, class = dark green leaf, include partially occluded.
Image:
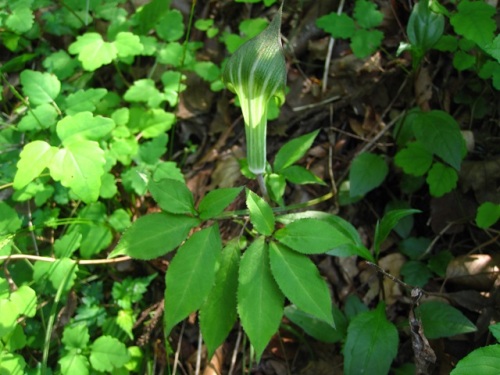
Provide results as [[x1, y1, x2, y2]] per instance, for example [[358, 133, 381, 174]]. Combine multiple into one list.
[[451, 344, 500, 375], [407, 0, 444, 51], [349, 152, 388, 197], [316, 13, 355, 39], [417, 301, 477, 339], [426, 162, 458, 197], [450, 0, 495, 48], [280, 165, 325, 185], [273, 130, 319, 172], [374, 209, 420, 255], [394, 142, 433, 177], [198, 187, 243, 220], [148, 178, 196, 215]]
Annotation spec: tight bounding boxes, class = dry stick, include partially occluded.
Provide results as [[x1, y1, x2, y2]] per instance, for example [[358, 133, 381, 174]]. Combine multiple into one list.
[[228, 326, 243, 375], [195, 332, 203, 375], [321, 0, 346, 94]]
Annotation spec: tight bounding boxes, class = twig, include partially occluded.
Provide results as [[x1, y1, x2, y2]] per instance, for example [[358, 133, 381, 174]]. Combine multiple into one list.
[[228, 326, 243, 375]]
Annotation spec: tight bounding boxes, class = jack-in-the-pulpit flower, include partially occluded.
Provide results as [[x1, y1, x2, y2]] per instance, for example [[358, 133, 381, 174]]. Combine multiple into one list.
[[222, 5, 286, 175]]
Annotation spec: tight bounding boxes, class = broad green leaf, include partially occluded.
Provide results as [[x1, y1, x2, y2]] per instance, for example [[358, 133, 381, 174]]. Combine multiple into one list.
[[80, 224, 112, 258], [33, 258, 78, 294], [148, 178, 196, 215], [10, 285, 37, 318], [0, 299, 19, 338], [400, 260, 433, 287], [265, 173, 286, 206], [407, 0, 444, 51], [238, 237, 284, 360], [489, 323, 500, 342], [62, 324, 90, 350], [0, 202, 22, 236], [350, 29, 384, 58], [13, 140, 58, 190], [156, 9, 184, 42], [54, 231, 82, 258], [416, 301, 477, 339], [161, 70, 186, 106], [269, 242, 333, 324], [108, 209, 131, 232], [200, 240, 241, 358], [124, 79, 165, 108], [198, 187, 243, 220], [110, 213, 199, 260], [56, 112, 115, 145], [426, 162, 458, 197], [453, 50, 476, 71], [134, 0, 172, 35], [246, 189, 275, 235], [354, 0, 384, 29], [284, 305, 347, 344], [484, 35, 500, 64], [394, 142, 433, 177], [64, 88, 108, 115], [413, 110, 464, 171], [451, 345, 500, 375], [193, 61, 221, 82], [157, 42, 185, 66], [68, 32, 118, 71], [344, 303, 398, 375], [18, 103, 58, 131], [89, 336, 130, 372], [0, 353, 26, 375], [6, 7, 34, 33], [49, 140, 106, 203], [450, 0, 495, 48], [164, 226, 221, 336], [275, 218, 351, 254], [20, 70, 61, 106], [99, 173, 117, 199], [280, 165, 325, 185], [113, 31, 143, 58], [475, 202, 500, 229], [59, 351, 90, 375], [273, 130, 319, 172], [374, 209, 420, 255], [43, 50, 79, 80], [349, 152, 388, 197], [316, 13, 355, 39], [153, 161, 184, 182], [138, 133, 168, 165], [140, 109, 175, 138]]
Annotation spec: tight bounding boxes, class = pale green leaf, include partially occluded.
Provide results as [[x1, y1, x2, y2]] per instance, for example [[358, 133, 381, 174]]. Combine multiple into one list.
[[344, 303, 398, 375], [426, 162, 458, 197], [269, 242, 333, 324], [18, 103, 58, 131], [0, 353, 26, 375], [49, 140, 106, 203], [198, 187, 243, 220], [33, 259, 78, 294], [140, 109, 176, 138], [56, 112, 115, 144], [238, 237, 284, 360], [280, 165, 325, 185], [89, 336, 130, 372], [6, 7, 34, 33], [59, 352, 90, 375], [54, 231, 82, 258], [156, 9, 184, 42], [417, 301, 477, 339], [10, 285, 37, 318], [164, 226, 221, 336], [193, 61, 221, 82], [113, 31, 143, 58], [246, 189, 275, 235], [349, 152, 388, 197], [451, 345, 500, 375], [68, 32, 118, 71], [273, 130, 319, 172], [64, 88, 108, 115], [13, 140, 58, 190], [124, 79, 165, 108], [20, 69, 61, 106], [110, 213, 199, 260], [148, 178, 196, 215], [275, 218, 351, 254], [62, 324, 90, 350], [200, 240, 240, 358]]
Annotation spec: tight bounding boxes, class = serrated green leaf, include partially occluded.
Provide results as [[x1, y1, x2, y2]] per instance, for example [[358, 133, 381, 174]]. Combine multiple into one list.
[[451, 345, 500, 375], [110, 213, 199, 260], [49, 140, 106, 203], [238, 237, 284, 360], [54, 231, 82, 258], [56, 112, 115, 144], [62, 324, 90, 350], [64, 88, 108, 115], [161, 70, 186, 106], [140, 109, 176, 138], [138, 133, 168, 165], [156, 9, 184, 42], [124, 79, 165, 108], [134, 0, 171, 35], [349, 152, 388, 197], [316, 13, 355, 39], [246, 189, 275, 235], [200, 240, 240, 358], [275, 218, 351, 254], [453, 50, 476, 71], [354, 0, 383, 29], [344, 303, 398, 375], [164, 225, 221, 336], [148, 178, 196, 215], [0, 202, 22, 236], [475, 202, 500, 229], [10, 285, 37, 319], [400, 260, 433, 287], [20, 70, 61, 106], [193, 61, 221, 82], [13, 140, 58, 190], [116, 309, 135, 339], [89, 336, 130, 372], [33, 258, 78, 294], [68, 32, 118, 71], [350, 28, 384, 58], [0, 352, 26, 375], [450, 0, 495, 48], [273, 130, 319, 172], [395, 142, 433, 176], [198, 187, 243, 220], [374, 209, 420, 255], [43, 50, 79, 80], [265, 173, 286, 206], [18, 103, 58, 131], [417, 301, 477, 339], [59, 351, 90, 375], [484, 35, 500, 63], [6, 7, 34, 33], [113, 31, 143, 58], [426, 162, 458, 197], [269, 242, 333, 324], [280, 165, 325, 185]]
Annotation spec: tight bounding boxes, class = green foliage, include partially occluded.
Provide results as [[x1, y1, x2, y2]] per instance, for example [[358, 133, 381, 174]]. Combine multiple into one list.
[[316, 0, 384, 58], [349, 152, 388, 197], [475, 202, 500, 228]]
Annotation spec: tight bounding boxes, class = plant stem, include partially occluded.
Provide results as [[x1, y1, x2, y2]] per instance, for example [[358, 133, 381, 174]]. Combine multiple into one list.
[[256, 173, 269, 201]]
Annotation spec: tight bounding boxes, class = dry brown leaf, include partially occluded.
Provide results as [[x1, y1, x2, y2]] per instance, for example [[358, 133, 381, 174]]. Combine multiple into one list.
[[446, 254, 500, 290], [378, 253, 406, 305]]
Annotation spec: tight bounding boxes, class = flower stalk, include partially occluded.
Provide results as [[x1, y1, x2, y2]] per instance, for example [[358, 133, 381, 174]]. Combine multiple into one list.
[[222, 4, 286, 177]]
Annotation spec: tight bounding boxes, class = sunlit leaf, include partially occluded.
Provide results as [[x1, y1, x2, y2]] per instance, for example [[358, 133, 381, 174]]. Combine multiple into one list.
[[148, 178, 196, 215], [246, 189, 275, 235], [13, 141, 58, 190], [20, 70, 61, 106], [68, 32, 118, 71]]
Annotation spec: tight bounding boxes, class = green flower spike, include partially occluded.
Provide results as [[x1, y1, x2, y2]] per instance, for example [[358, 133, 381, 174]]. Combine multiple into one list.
[[222, 5, 286, 176]]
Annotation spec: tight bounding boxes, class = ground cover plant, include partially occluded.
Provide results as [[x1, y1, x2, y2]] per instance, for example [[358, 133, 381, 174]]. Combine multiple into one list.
[[1, 0, 499, 374]]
